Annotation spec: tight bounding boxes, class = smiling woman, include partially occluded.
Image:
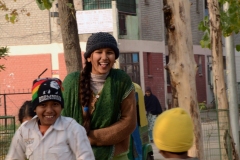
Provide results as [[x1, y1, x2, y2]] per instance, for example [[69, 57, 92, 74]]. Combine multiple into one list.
[[87, 48, 116, 75], [62, 32, 137, 160]]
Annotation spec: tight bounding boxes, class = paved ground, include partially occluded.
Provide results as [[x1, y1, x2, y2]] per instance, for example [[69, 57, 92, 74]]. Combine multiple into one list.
[[151, 142, 164, 160]]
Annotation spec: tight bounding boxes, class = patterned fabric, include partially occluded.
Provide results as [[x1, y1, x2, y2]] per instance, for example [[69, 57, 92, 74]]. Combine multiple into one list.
[[61, 69, 134, 160], [147, 113, 158, 141], [31, 78, 64, 109], [147, 113, 158, 131]]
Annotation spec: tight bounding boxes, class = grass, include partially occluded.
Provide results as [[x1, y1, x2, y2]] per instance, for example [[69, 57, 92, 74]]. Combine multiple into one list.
[[0, 117, 16, 160], [0, 133, 13, 160]]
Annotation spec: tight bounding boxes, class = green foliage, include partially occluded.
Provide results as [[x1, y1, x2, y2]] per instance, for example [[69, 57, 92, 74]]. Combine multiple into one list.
[[198, 16, 211, 48], [198, 0, 240, 51], [0, 47, 9, 71], [236, 44, 240, 51], [35, 0, 74, 11], [66, 3, 73, 9], [36, 0, 54, 10], [199, 101, 207, 110], [1, 0, 30, 23]]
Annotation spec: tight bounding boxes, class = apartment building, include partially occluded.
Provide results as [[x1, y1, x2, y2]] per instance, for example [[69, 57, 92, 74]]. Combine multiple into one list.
[[0, 0, 239, 118]]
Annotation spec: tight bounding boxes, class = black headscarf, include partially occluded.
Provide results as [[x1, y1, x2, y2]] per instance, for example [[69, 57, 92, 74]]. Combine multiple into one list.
[[144, 87, 162, 115]]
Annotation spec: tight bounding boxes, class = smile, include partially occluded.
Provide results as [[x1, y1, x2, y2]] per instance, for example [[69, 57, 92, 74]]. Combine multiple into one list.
[[99, 62, 109, 67], [44, 115, 54, 118]]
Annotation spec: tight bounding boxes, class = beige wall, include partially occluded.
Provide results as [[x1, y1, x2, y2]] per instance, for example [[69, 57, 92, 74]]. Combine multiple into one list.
[[0, 0, 50, 46]]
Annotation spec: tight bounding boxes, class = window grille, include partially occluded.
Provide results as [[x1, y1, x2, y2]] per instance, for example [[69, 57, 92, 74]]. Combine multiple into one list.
[[83, 0, 112, 10], [119, 53, 140, 85], [82, 0, 136, 15], [118, 12, 127, 35], [117, 0, 136, 15]]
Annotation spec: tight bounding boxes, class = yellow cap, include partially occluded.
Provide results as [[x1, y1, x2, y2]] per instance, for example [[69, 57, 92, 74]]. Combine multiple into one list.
[[153, 108, 193, 152]]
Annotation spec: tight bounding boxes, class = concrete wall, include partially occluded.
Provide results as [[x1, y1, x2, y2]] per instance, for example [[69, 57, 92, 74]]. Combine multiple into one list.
[[236, 54, 240, 82], [139, 0, 163, 41], [0, 0, 50, 46], [190, 0, 205, 45]]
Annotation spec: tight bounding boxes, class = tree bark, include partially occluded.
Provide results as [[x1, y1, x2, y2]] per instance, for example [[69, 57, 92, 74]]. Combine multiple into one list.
[[58, 0, 82, 73], [163, 0, 204, 159], [207, 0, 239, 159]]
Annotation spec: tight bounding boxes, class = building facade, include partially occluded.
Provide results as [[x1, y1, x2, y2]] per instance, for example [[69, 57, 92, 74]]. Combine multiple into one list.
[[0, 0, 239, 119]]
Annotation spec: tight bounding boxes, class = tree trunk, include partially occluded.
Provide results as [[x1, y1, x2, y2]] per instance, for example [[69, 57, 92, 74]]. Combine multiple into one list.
[[207, 0, 239, 159], [58, 0, 82, 73], [163, 0, 204, 159]]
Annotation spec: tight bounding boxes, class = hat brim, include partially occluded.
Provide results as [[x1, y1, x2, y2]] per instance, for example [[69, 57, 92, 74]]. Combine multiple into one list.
[[84, 42, 119, 59]]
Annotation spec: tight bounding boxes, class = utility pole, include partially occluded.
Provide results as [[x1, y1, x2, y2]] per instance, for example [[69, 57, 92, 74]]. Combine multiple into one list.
[[224, 2, 240, 156], [112, 1, 120, 69]]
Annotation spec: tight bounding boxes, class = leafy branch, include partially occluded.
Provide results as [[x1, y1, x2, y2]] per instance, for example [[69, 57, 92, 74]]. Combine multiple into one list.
[[198, 0, 240, 51], [0, 47, 9, 71], [0, 0, 30, 23]]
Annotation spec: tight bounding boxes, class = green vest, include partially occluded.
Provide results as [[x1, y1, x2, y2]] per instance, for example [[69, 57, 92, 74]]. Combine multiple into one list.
[[61, 69, 133, 160]]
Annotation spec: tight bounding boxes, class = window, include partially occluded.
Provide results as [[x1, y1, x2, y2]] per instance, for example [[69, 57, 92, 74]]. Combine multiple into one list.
[[147, 53, 152, 76], [117, 0, 136, 15], [83, 0, 111, 10], [204, 0, 209, 16], [198, 55, 203, 76], [119, 53, 140, 85], [118, 12, 127, 35], [82, 0, 136, 14], [145, 0, 149, 5]]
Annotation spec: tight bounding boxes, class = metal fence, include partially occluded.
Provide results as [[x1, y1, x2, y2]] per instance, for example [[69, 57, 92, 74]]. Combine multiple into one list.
[[0, 100, 238, 160], [0, 116, 15, 160], [201, 109, 236, 160]]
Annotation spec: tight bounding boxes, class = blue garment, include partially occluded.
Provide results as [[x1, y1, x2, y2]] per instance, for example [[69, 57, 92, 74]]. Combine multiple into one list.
[[131, 125, 143, 160]]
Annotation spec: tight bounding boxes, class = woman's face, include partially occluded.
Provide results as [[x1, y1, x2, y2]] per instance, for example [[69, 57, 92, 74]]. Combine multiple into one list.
[[145, 91, 151, 96], [87, 48, 116, 75]]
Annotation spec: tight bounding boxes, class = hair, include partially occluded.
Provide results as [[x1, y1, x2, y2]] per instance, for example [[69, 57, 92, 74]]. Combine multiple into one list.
[[80, 61, 92, 134], [18, 100, 36, 124], [169, 151, 188, 155]]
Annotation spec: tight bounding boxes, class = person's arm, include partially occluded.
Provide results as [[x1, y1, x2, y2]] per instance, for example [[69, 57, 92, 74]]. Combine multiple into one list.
[[68, 120, 95, 160], [5, 127, 26, 160], [88, 90, 137, 146]]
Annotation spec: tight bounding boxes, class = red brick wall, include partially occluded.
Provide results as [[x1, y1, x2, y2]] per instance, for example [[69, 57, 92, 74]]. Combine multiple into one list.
[[0, 54, 52, 122], [58, 53, 67, 81], [143, 52, 165, 110], [58, 52, 85, 81]]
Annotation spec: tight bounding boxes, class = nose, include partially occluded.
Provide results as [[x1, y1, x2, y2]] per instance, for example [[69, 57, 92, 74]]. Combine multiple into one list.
[[45, 105, 54, 113], [101, 51, 108, 60]]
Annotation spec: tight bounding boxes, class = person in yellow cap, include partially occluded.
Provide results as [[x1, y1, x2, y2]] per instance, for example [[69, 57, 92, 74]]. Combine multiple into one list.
[[153, 108, 198, 160]]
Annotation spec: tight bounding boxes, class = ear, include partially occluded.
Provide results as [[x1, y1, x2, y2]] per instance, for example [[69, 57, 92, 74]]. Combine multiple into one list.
[[87, 57, 91, 62]]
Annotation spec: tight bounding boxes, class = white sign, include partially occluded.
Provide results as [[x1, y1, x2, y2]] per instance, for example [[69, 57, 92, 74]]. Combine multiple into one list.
[[76, 9, 113, 34]]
